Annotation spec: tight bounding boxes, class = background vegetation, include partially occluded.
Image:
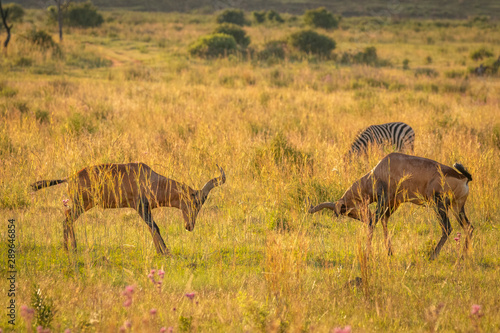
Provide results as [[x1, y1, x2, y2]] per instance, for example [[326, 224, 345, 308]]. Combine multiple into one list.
[[0, 4, 500, 332]]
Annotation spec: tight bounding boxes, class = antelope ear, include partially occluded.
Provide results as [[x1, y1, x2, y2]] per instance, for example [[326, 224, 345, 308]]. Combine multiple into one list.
[[339, 203, 347, 214]]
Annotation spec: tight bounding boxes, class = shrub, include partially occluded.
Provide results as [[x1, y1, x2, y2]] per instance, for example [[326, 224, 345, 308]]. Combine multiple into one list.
[[266, 10, 284, 23], [188, 33, 237, 58], [470, 47, 494, 61], [67, 1, 104, 28], [4, 3, 25, 22], [31, 285, 57, 329], [252, 11, 266, 23], [216, 9, 246, 26], [26, 29, 57, 50], [339, 47, 388, 67], [288, 30, 335, 56], [403, 58, 410, 70], [258, 40, 286, 61], [213, 23, 250, 47], [353, 46, 378, 65], [414, 67, 439, 77], [444, 69, 466, 79], [303, 7, 339, 29]]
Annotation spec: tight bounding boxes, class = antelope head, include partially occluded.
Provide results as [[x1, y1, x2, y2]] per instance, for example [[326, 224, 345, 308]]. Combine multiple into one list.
[[180, 165, 226, 231]]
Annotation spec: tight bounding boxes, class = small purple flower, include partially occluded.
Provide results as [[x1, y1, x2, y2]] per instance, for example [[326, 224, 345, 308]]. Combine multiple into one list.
[[150, 269, 156, 275], [64, 330, 71, 333], [119, 326, 126, 332], [185, 292, 195, 300], [158, 269, 165, 279], [471, 304, 481, 316], [333, 326, 352, 333], [150, 308, 157, 316], [125, 320, 132, 329], [20, 305, 35, 321], [159, 328, 167, 333], [37, 326, 43, 333], [123, 298, 132, 307], [125, 285, 135, 294], [63, 198, 70, 207], [172, 307, 176, 312], [167, 327, 173, 333]]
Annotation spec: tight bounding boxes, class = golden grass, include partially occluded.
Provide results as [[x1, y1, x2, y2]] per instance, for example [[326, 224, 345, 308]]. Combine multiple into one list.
[[0, 10, 499, 332]]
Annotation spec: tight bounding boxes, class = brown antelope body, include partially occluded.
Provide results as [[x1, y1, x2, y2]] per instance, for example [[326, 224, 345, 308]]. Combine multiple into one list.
[[32, 163, 226, 255], [309, 153, 473, 259]]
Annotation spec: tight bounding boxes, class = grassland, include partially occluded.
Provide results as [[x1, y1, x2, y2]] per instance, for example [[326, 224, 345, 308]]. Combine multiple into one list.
[[9, 0, 500, 19], [1, 9, 500, 333]]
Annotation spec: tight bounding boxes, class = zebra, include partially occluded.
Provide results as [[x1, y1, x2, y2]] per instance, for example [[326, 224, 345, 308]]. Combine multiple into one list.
[[347, 122, 415, 157]]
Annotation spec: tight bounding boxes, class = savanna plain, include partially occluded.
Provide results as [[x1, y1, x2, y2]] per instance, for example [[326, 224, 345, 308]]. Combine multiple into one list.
[[1, 7, 500, 333]]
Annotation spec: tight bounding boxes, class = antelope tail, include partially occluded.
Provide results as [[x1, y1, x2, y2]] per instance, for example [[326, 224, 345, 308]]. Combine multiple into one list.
[[31, 179, 67, 191], [453, 163, 472, 182]]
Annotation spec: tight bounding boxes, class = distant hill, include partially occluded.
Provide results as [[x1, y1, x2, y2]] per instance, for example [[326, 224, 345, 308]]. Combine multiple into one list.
[[4, 0, 500, 19]]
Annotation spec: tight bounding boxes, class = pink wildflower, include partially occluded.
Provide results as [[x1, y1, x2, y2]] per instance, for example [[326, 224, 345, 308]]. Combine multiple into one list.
[[64, 330, 71, 333], [167, 328, 173, 333], [333, 326, 352, 333], [125, 285, 135, 295], [119, 326, 126, 332], [150, 308, 157, 316], [123, 298, 132, 307], [158, 269, 165, 279], [125, 320, 132, 329], [185, 292, 195, 300], [63, 198, 70, 207], [471, 304, 481, 316]]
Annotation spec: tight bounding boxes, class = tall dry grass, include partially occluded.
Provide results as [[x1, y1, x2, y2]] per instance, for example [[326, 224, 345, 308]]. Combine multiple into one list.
[[0, 9, 499, 332]]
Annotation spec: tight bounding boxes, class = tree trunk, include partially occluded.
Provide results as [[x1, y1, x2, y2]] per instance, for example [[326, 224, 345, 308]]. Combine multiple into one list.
[[0, 0, 12, 48], [57, 0, 63, 42]]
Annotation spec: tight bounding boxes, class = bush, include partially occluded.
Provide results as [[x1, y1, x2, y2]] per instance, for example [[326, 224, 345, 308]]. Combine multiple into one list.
[[4, 3, 25, 22], [258, 40, 286, 61], [213, 23, 250, 47], [288, 30, 335, 56], [26, 29, 58, 50], [470, 47, 494, 61], [67, 1, 104, 27], [188, 33, 237, 58], [339, 47, 388, 67], [414, 67, 439, 78], [216, 9, 246, 26], [303, 7, 340, 29], [403, 58, 410, 70], [252, 11, 266, 23], [266, 10, 284, 23]]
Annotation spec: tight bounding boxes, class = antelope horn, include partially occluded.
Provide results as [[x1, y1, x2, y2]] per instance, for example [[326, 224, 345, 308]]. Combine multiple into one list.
[[309, 202, 336, 214], [201, 164, 226, 198]]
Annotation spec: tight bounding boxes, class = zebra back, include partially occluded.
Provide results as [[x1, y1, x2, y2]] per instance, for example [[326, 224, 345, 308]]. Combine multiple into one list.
[[348, 122, 415, 156]]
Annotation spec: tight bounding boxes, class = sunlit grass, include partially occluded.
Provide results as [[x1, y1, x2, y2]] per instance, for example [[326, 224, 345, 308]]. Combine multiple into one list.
[[0, 9, 499, 332]]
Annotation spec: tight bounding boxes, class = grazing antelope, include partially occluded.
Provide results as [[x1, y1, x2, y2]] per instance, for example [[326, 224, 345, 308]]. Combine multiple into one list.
[[347, 122, 415, 158], [31, 163, 226, 255], [309, 153, 473, 259]]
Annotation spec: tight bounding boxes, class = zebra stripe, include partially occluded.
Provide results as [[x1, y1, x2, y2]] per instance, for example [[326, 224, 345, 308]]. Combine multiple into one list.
[[348, 122, 415, 155]]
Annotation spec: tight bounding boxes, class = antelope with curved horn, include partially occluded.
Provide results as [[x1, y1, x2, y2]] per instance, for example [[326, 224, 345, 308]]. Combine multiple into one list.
[[309, 153, 473, 260], [31, 163, 226, 255]]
